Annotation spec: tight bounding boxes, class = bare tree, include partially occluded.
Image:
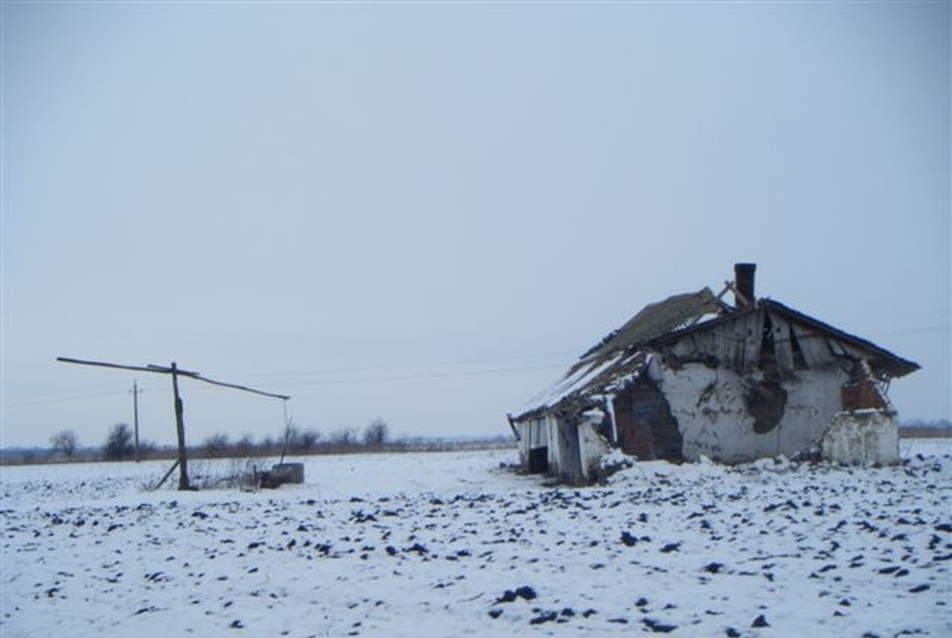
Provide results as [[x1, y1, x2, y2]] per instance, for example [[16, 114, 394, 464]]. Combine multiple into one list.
[[234, 434, 256, 457], [203, 432, 231, 457], [328, 427, 359, 447], [260, 435, 277, 453], [104, 423, 134, 460], [50, 430, 79, 459], [363, 418, 389, 448], [298, 428, 321, 451], [137, 438, 158, 459]]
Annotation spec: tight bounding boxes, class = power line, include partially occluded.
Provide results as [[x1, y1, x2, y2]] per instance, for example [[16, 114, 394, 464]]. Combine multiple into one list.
[[237, 350, 579, 382], [272, 361, 568, 389], [6, 320, 946, 410], [1, 360, 566, 410], [2, 389, 127, 409], [867, 325, 950, 338], [838, 310, 948, 326], [196, 321, 949, 389]]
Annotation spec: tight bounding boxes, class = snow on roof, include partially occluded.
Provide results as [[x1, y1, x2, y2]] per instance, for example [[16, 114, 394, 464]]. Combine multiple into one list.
[[516, 351, 628, 418], [514, 349, 652, 421], [513, 288, 723, 421]]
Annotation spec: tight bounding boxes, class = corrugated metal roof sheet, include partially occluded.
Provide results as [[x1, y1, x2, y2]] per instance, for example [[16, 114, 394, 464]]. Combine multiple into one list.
[[578, 288, 722, 365]]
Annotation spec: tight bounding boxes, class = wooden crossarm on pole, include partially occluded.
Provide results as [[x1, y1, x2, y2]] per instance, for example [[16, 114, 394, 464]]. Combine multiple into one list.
[[189, 375, 290, 400], [56, 357, 289, 399]]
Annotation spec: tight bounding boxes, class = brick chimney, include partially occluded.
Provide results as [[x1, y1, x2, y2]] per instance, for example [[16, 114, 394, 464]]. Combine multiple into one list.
[[734, 263, 756, 307]]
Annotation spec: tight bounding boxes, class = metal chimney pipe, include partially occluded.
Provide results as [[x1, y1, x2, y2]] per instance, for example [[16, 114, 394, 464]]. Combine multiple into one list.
[[734, 263, 756, 307]]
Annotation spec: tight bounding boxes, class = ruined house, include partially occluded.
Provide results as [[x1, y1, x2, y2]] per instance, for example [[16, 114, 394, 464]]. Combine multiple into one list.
[[508, 264, 919, 484]]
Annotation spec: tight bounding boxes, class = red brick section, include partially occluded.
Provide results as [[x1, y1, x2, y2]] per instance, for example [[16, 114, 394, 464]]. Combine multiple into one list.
[[841, 363, 888, 411]]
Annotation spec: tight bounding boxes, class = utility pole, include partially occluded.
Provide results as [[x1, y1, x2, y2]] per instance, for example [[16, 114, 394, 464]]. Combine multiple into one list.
[[130, 380, 143, 462]]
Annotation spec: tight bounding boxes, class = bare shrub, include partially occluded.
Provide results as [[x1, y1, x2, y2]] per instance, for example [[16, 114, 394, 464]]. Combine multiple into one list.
[[50, 430, 79, 459], [363, 418, 389, 448], [104, 423, 134, 460], [328, 428, 359, 447], [202, 432, 231, 458], [189, 457, 263, 490]]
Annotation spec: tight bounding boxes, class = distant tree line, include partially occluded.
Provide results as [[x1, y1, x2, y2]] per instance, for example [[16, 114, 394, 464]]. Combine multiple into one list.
[[900, 418, 952, 439], [17, 416, 947, 467], [43, 424, 158, 463], [10, 419, 512, 466], [198, 418, 392, 459]]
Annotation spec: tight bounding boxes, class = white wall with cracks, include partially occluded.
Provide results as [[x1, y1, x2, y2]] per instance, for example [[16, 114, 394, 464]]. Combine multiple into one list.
[[656, 362, 848, 463], [823, 410, 899, 466]]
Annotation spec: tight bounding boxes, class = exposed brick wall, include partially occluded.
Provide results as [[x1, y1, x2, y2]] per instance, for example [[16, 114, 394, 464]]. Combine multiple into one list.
[[613, 381, 683, 461], [841, 363, 888, 411]]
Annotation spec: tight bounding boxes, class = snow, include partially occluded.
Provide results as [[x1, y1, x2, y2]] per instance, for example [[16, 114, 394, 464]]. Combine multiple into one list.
[[2, 442, 951, 637], [516, 351, 632, 417]]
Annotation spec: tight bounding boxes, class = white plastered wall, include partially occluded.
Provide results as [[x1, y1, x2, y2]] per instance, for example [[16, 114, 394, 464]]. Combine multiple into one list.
[[545, 415, 562, 477], [659, 361, 847, 462], [822, 410, 899, 466], [578, 420, 611, 481]]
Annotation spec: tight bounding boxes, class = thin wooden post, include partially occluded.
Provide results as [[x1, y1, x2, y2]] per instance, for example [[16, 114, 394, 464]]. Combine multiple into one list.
[[171, 362, 191, 490], [152, 459, 180, 490]]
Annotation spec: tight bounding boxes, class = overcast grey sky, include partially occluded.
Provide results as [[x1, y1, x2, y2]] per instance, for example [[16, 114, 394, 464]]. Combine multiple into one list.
[[2, 1, 949, 450]]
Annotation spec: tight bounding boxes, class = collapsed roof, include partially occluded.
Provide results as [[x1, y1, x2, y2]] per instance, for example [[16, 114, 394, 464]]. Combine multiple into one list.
[[513, 288, 919, 423]]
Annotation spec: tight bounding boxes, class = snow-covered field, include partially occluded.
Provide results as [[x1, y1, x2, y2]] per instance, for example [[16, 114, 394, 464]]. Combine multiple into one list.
[[2, 441, 950, 637]]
